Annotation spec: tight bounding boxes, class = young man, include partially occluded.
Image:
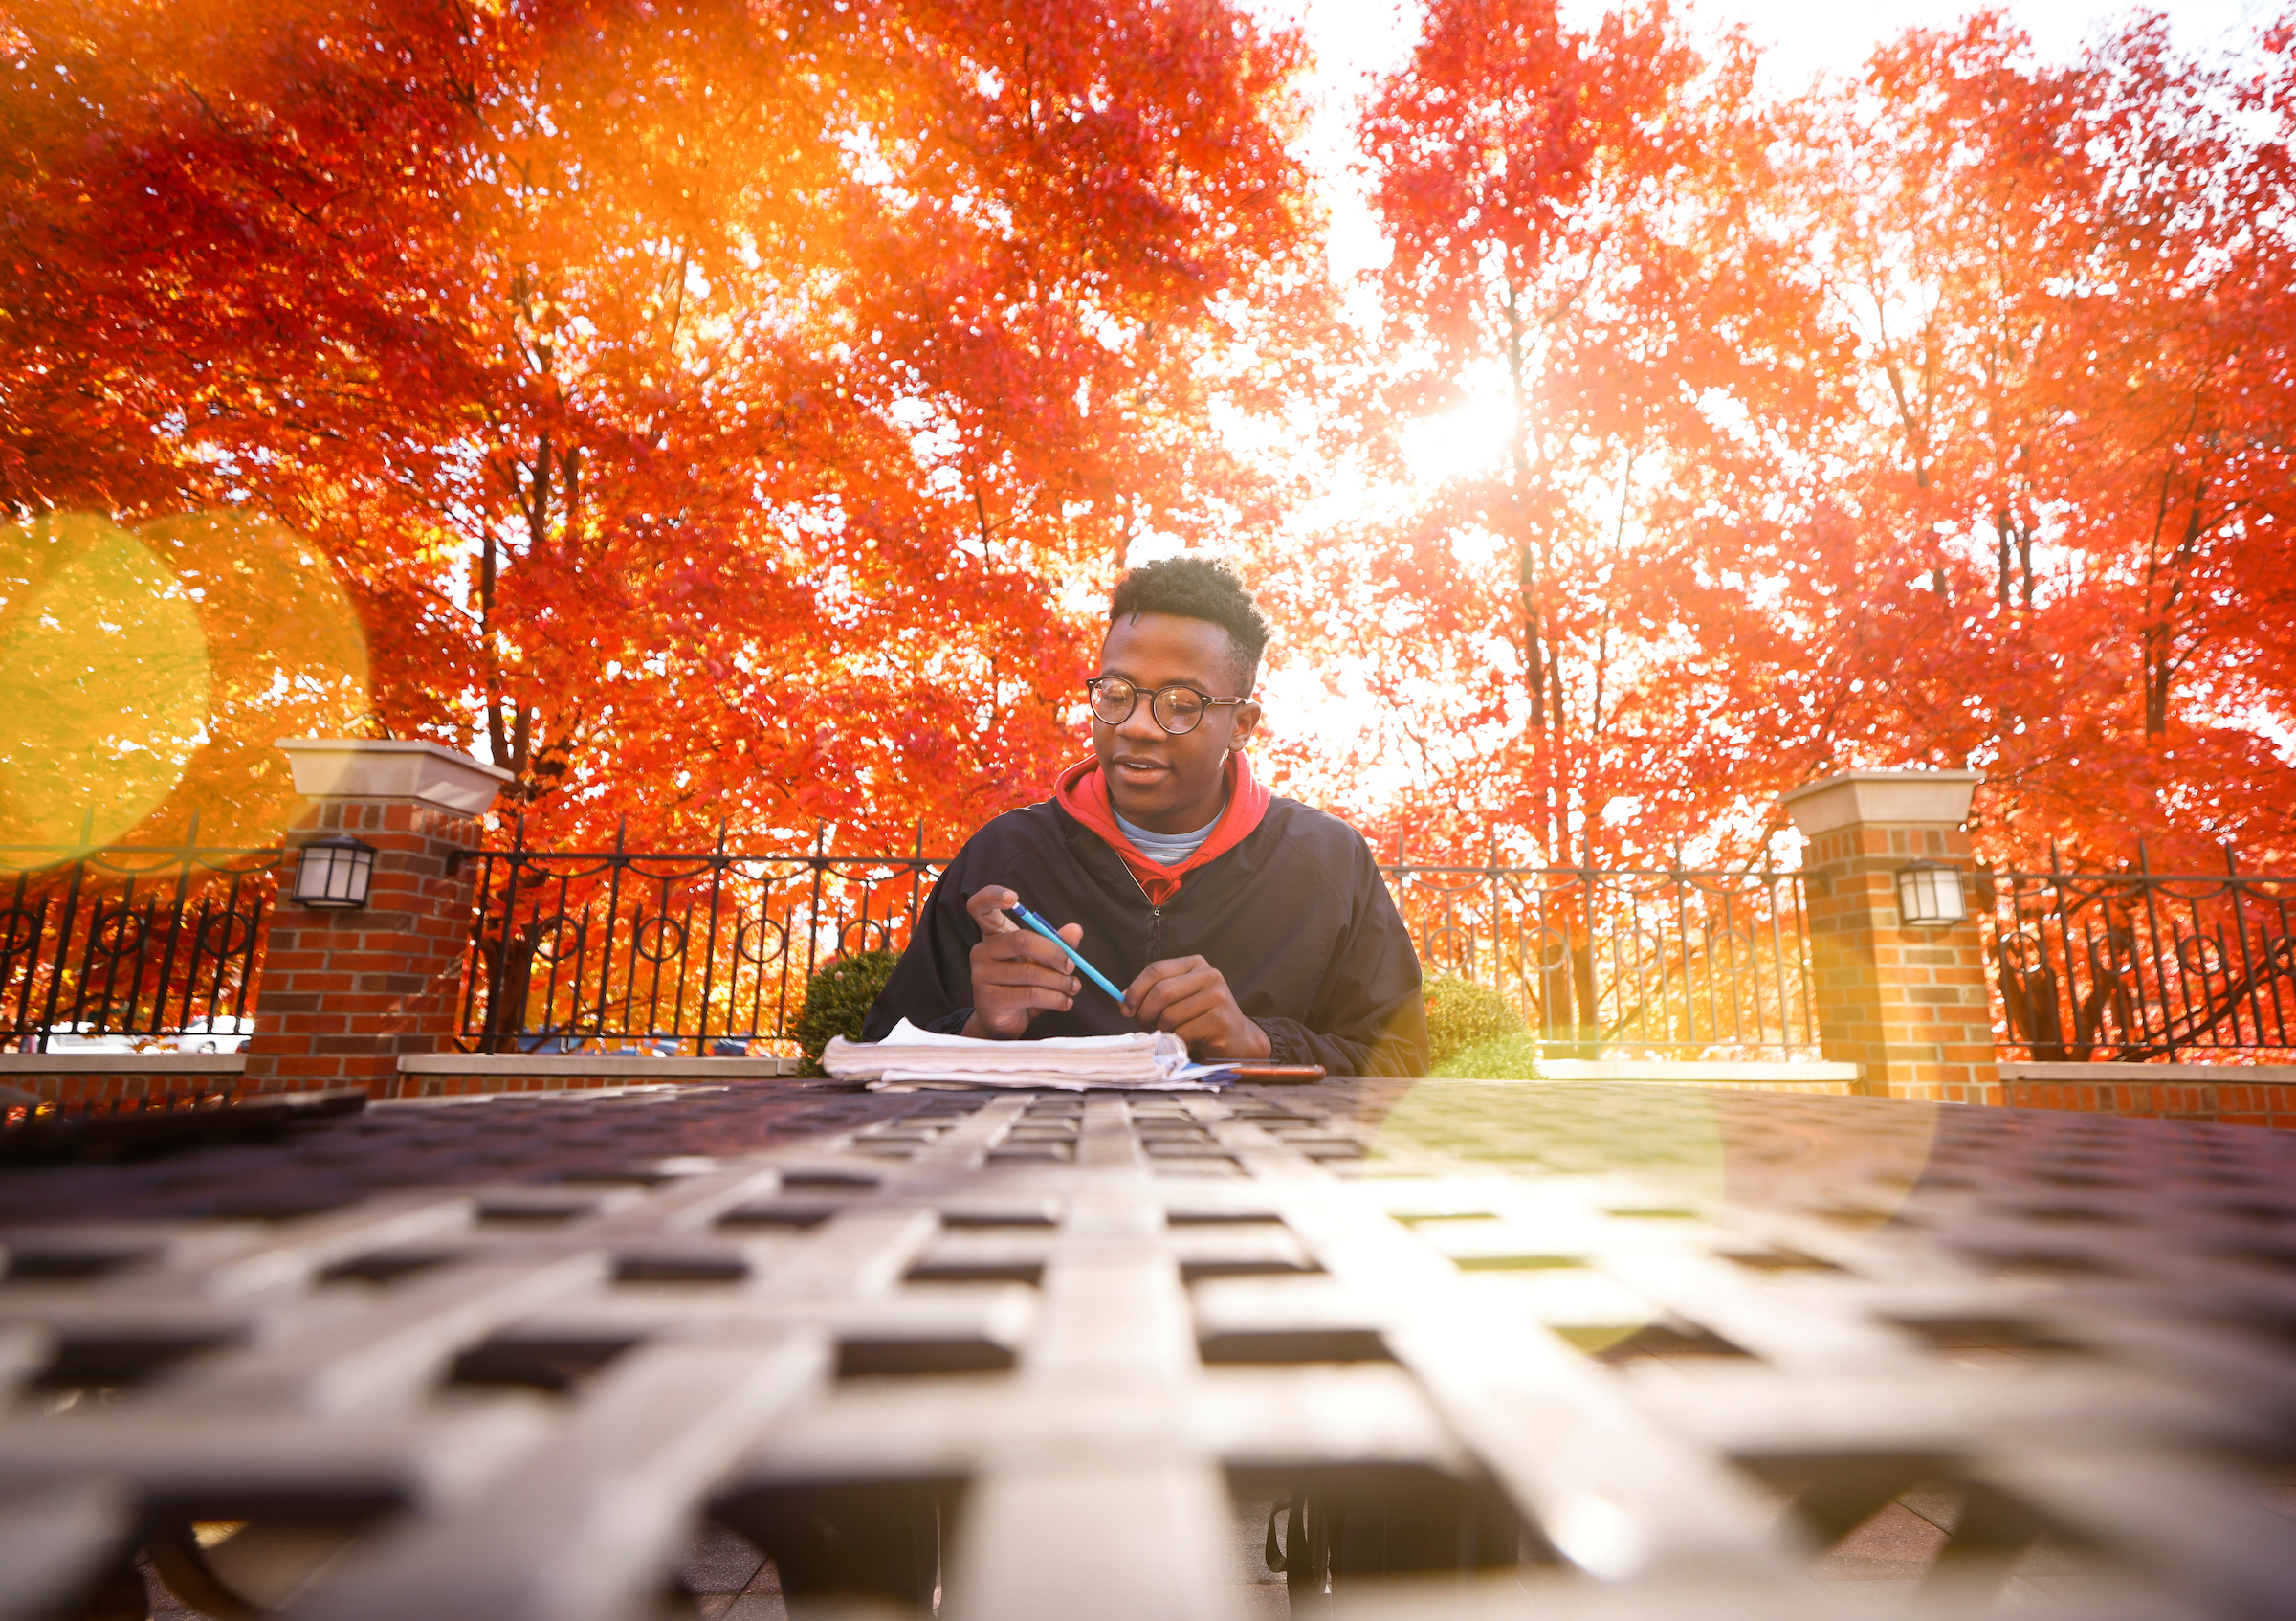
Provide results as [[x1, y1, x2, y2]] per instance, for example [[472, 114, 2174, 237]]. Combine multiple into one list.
[[865, 556, 1427, 1076]]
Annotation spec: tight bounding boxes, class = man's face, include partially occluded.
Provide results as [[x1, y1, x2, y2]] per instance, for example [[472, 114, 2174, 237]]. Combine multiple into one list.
[[1093, 612, 1261, 834]]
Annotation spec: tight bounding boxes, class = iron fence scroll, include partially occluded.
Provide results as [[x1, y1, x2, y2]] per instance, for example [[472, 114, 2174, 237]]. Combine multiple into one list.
[[457, 829, 948, 1055], [1380, 856, 1820, 1058], [0, 841, 286, 1053], [1992, 849, 2296, 1061]]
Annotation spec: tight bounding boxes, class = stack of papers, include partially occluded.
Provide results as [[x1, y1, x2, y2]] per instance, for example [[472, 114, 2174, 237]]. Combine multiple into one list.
[[821, 1019, 1236, 1091]]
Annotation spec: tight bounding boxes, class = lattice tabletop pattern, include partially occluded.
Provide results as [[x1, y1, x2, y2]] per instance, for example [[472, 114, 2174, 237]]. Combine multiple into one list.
[[0, 1077, 2291, 1621]]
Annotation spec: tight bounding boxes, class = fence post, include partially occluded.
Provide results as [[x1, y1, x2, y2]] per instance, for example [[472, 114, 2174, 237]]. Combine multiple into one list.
[[240, 740, 511, 1098], [1780, 769, 1999, 1105]]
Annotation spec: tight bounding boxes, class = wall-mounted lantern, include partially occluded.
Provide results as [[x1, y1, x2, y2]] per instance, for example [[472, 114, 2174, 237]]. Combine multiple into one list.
[[293, 834, 376, 909], [1894, 857, 1968, 928]]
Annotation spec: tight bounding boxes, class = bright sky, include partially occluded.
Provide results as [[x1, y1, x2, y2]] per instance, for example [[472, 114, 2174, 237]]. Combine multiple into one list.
[[1658, 0, 2270, 81], [1273, 0, 2285, 278], [1283, 0, 2278, 95]]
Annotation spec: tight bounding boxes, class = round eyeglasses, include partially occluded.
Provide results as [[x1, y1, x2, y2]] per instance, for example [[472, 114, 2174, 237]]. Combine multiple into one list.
[[1085, 677, 1248, 736]]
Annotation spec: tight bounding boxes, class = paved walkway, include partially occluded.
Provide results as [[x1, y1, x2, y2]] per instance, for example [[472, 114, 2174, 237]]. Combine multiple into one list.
[[144, 1481, 2272, 1617], [136, 1506, 1288, 1618]]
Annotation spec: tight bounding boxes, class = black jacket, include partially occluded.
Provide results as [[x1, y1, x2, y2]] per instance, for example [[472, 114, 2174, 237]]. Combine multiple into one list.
[[863, 797, 1428, 1077]]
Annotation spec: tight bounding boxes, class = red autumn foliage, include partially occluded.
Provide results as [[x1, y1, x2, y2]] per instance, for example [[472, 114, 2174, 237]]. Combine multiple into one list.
[[1265, 1, 2295, 875], [4, 0, 2292, 873], [4, 0, 1316, 849]]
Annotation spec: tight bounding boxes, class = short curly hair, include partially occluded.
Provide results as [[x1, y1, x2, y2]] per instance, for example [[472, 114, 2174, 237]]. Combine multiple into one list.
[[1107, 555, 1269, 693]]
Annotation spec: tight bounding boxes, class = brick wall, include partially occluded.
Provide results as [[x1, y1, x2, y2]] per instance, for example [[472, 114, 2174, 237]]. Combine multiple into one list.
[[2002, 1068, 2296, 1130], [239, 797, 483, 1097], [1797, 819, 2000, 1106], [3, 1073, 225, 1109]]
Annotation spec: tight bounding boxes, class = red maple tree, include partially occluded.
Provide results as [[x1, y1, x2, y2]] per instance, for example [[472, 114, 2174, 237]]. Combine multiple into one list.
[[4, 0, 1318, 852], [1262, 1, 2295, 875], [5, 0, 2291, 877], [1269, 0, 1842, 868]]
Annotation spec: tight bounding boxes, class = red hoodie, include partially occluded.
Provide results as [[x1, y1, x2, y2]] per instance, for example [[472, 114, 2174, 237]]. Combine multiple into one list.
[[1052, 750, 1272, 906]]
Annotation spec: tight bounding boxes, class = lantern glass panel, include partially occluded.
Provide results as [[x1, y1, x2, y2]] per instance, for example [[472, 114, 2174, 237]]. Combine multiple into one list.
[[1894, 862, 1966, 927], [294, 838, 375, 909]]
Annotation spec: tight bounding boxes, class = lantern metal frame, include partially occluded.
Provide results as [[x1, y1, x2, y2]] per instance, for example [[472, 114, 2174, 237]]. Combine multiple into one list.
[[1893, 857, 1968, 928], [293, 834, 378, 910]]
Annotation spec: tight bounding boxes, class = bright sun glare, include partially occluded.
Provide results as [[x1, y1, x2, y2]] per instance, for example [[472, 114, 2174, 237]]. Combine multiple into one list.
[[1397, 366, 1516, 490]]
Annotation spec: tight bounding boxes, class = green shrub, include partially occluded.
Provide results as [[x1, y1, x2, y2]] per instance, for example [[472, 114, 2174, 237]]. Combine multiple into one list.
[[1423, 973, 1524, 1069], [1432, 1033, 1545, 1079], [793, 946, 901, 1076]]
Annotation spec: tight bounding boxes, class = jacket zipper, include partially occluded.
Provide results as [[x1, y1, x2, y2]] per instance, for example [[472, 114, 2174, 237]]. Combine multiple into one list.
[[1121, 865, 1163, 961]]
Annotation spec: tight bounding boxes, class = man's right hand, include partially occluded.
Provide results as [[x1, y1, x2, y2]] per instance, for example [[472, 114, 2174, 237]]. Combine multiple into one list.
[[961, 885, 1084, 1038]]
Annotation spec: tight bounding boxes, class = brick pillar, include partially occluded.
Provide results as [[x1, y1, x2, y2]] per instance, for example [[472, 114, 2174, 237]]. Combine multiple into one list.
[[1780, 770, 2001, 1106], [242, 740, 511, 1097]]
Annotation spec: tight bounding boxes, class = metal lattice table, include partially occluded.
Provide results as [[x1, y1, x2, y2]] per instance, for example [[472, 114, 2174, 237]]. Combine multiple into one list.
[[0, 1077, 2291, 1620]]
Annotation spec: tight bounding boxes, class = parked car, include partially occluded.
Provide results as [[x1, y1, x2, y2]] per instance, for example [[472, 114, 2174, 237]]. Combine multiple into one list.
[[515, 1033, 696, 1057], [164, 1017, 254, 1055], [44, 1030, 146, 1055], [517, 1033, 593, 1055], [40, 1019, 252, 1055]]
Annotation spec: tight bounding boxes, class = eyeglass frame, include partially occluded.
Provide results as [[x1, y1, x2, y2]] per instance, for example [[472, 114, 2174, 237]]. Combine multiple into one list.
[[1084, 676, 1252, 736]]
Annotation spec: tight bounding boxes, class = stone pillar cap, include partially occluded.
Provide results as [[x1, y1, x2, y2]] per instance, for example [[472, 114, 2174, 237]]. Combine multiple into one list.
[[276, 739, 514, 815], [1781, 768, 1979, 837]]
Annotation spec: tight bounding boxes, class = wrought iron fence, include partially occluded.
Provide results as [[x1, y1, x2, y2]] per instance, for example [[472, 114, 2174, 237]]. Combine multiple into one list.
[[0, 840, 285, 1054], [22, 823, 2296, 1068], [457, 832, 1821, 1060], [1992, 849, 2296, 1061], [0, 829, 1822, 1062], [1382, 856, 1819, 1058], [457, 829, 946, 1055]]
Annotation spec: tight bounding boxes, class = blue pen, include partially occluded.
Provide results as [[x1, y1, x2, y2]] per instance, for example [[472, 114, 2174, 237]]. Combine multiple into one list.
[[1006, 902, 1129, 1007]]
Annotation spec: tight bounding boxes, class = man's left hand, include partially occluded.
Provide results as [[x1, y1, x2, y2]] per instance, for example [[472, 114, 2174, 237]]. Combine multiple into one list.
[[1122, 957, 1272, 1061]]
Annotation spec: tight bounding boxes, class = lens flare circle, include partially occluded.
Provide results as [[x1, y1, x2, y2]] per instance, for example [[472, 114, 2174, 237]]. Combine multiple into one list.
[[2, 509, 374, 862], [1, 514, 211, 862], [137, 509, 372, 847]]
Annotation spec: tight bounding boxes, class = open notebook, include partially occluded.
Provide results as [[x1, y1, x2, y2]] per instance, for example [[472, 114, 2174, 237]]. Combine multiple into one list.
[[821, 1019, 1237, 1091]]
